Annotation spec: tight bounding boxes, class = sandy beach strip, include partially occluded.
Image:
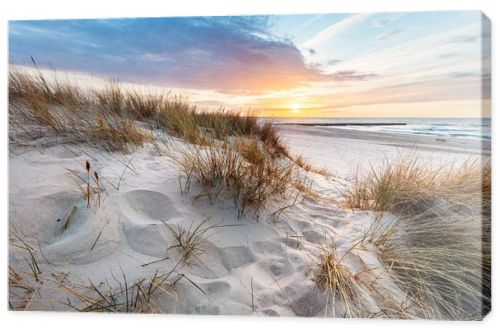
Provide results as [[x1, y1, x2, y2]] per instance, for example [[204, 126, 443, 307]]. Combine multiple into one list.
[[277, 124, 489, 177]]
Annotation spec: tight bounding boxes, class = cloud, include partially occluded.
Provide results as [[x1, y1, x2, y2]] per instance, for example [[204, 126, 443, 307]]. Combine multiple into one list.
[[443, 35, 479, 44], [371, 14, 403, 28], [290, 13, 327, 35], [9, 17, 331, 94], [327, 59, 342, 66], [375, 29, 403, 41], [302, 13, 372, 48], [449, 71, 479, 78], [330, 70, 378, 81], [439, 52, 461, 59]]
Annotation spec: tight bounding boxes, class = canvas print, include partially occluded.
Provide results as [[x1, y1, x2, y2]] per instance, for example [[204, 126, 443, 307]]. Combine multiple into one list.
[[8, 12, 491, 319]]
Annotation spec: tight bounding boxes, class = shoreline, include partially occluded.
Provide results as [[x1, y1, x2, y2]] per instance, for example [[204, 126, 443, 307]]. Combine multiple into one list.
[[277, 124, 490, 156], [276, 124, 489, 179]]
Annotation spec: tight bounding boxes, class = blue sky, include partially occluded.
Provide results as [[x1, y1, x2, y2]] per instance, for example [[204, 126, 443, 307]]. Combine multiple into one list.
[[9, 12, 490, 117]]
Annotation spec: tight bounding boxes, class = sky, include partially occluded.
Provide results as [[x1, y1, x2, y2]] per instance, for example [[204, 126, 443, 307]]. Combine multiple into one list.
[[9, 12, 491, 117]]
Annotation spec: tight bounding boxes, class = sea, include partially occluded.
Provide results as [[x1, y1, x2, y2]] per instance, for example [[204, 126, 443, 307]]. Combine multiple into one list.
[[267, 118, 491, 141]]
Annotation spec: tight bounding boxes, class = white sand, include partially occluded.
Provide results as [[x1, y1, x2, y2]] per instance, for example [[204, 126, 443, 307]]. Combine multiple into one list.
[[8, 125, 487, 316]]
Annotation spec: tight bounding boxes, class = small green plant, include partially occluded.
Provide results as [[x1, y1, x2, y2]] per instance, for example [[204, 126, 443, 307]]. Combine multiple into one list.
[[162, 218, 221, 265]]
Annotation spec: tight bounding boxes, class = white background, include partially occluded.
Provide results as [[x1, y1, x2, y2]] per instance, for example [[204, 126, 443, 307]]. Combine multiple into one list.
[[0, 0, 498, 332]]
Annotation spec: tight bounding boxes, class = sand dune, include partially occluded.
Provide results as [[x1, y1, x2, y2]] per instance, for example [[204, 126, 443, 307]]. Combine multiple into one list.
[[9, 120, 488, 317]]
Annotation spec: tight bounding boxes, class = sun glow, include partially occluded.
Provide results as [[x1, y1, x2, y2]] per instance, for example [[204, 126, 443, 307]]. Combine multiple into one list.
[[289, 103, 301, 113]]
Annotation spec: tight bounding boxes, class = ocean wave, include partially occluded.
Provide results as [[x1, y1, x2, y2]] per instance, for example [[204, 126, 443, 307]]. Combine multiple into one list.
[[270, 118, 491, 141]]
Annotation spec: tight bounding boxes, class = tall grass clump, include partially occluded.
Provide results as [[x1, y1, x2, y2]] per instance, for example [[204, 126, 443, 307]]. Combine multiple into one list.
[[9, 67, 159, 152], [171, 138, 302, 218], [258, 122, 289, 157], [344, 155, 491, 319], [9, 60, 89, 108], [93, 80, 123, 114], [314, 246, 361, 317], [369, 206, 487, 319], [341, 155, 438, 213], [87, 113, 152, 152], [342, 155, 489, 215], [154, 97, 289, 157], [125, 90, 164, 121], [9, 70, 62, 131]]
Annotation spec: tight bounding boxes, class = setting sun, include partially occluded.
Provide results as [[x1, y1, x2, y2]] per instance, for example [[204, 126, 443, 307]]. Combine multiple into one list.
[[289, 103, 301, 113]]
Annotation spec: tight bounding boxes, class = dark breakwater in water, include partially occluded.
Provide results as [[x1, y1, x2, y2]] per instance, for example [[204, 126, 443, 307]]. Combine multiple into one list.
[[277, 122, 407, 127]]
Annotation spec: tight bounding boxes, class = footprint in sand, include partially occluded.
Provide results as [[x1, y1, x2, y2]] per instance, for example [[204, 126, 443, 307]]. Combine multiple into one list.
[[216, 245, 255, 271], [201, 280, 231, 301], [119, 190, 180, 257], [17, 191, 122, 266], [120, 190, 179, 223], [145, 161, 164, 171], [252, 241, 293, 278], [14, 191, 82, 243], [302, 229, 327, 244]]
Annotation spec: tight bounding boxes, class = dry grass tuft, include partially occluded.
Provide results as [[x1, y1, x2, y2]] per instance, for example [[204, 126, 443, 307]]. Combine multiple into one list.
[[93, 80, 123, 114], [292, 154, 332, 178], [258, 122, 288, 157], [10, 60, 89, 110], [342, 155, 489, 215], [60, 271, 173, 313], [162, 218, 215, 265], [369, 206, 487, 320], [342, 155, 436, 212], [314, 246, 360, 317], [9, 68, 154, 153], [171, 139, 304, 218], [89, 113, 152, 151], [126, 90, 164, 121], [158, 105, 287, 156], [236, 138, 267, 165], [345, 154, 491, 319]]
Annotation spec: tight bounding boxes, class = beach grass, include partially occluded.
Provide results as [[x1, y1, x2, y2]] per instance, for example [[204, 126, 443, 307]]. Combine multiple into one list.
[[342, 154, 489, 215], [343, 155, 491, 319], [368, 206, 487, 319], [314, 246, 361, 317], [162, 218, 213, 265], [9, 65, 287, 157], [170, 137, 304, 218], [9, 69, 154, 152]]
